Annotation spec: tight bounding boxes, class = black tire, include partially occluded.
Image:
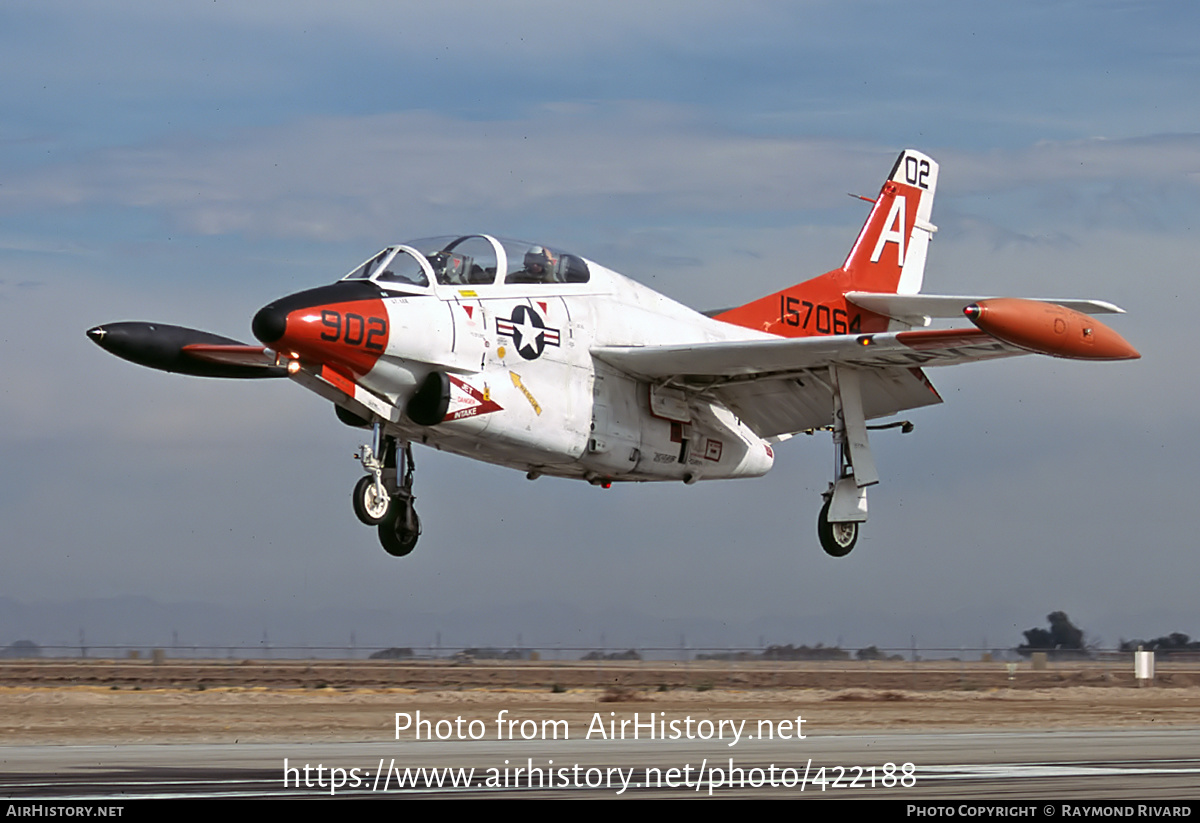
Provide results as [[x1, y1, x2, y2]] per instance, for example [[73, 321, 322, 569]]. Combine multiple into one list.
[[378, 509, 420, 557], [352, 475, 391, 526], [817, 499, 858, 557]]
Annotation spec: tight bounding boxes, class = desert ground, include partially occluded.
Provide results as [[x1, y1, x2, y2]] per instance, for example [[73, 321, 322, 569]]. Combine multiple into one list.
[[2, 658, 1198, 745]]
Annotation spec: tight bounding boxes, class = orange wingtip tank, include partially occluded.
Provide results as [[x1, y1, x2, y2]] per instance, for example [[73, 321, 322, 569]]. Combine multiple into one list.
[[963, 298, 1140, 361]]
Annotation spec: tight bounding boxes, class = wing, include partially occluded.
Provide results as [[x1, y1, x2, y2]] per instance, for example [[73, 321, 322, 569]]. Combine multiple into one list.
[[595, 288, 1138, 439], [592, 328, 1025, 438]]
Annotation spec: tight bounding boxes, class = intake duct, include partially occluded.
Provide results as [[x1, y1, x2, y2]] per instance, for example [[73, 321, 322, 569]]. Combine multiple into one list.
[[406, 371, 451, 426]]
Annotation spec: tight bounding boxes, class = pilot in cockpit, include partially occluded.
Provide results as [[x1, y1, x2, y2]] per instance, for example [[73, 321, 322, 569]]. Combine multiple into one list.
[[428, 251, 468, 285], [509, 245, 557, 284]]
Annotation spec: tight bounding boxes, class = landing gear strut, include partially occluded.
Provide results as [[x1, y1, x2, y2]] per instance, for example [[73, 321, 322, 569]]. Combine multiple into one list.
[[354, 422, 421, 557], [817, 365, 876, 558]]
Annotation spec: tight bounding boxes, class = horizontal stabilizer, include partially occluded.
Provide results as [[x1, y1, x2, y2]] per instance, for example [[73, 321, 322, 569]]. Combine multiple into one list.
[[847, 292, 1125, 327]]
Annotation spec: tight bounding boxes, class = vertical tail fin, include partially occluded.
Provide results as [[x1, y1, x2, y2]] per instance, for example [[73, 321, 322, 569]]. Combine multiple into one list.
[[715, 149, 939, 337], [842, 149, 939, 295]]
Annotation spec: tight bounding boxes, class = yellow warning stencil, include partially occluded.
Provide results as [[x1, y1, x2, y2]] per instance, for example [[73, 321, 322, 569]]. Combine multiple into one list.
[[509, 371, 541, 415]]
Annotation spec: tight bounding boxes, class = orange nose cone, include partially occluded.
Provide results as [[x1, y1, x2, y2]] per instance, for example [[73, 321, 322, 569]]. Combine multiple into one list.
[[965, 298, 1139, 361]]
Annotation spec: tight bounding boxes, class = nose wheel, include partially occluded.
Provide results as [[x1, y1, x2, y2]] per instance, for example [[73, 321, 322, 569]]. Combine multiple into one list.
[[352, 475, 391, 525], [379, 500, 420, 557], [354, 423, 421, 557]]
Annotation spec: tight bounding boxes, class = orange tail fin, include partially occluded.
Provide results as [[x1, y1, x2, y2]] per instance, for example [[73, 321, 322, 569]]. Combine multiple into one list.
[[715, 149, 939, 337]]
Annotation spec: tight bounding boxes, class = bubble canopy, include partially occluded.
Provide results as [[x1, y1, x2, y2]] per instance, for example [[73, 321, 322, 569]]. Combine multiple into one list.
[[342, 235, 590, 290]]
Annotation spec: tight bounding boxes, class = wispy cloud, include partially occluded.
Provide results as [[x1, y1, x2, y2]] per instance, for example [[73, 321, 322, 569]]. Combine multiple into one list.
[[7, 103, 1199, 245]]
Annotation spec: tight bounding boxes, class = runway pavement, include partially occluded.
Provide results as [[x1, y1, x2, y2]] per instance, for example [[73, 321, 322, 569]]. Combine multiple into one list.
[[4, 729, 1199, 799]]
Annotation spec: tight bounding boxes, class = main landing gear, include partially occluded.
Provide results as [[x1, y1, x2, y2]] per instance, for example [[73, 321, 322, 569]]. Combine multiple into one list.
[[353, 423, 421, 557], [816, 365, 876, 558], [817, 498, 858, 557], [813, 366, 916, 557]]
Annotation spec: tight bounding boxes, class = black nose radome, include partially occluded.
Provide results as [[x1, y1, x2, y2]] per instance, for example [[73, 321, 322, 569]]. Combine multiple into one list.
[[252, 303, 287, 345], [252, 281, 385, 345]]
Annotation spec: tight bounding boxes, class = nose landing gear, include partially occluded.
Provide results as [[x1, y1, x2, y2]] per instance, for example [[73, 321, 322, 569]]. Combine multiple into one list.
[[352, 474, 391, 526], [379, 503, 420, 557], [354, 421, 421, 557], [378, 441, 419, 557]]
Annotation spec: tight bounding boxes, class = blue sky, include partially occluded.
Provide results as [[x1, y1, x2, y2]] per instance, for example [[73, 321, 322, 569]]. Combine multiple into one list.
[[2, 1, 1197, 651]]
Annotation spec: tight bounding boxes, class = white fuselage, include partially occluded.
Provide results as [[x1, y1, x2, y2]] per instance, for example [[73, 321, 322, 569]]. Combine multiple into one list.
[[346, 259, 775, 484]]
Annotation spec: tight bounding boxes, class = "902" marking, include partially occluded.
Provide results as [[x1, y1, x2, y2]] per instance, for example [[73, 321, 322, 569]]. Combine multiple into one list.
[[320, 310, 387, 350]]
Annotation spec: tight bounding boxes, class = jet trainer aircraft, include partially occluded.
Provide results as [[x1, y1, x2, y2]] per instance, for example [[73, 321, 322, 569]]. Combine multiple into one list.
[[88, 150, 1138, 558]]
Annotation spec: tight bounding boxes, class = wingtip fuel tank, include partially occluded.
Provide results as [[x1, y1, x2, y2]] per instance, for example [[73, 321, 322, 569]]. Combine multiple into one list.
[[85, 322, 286, 378], [964, 298, 1140, 361]]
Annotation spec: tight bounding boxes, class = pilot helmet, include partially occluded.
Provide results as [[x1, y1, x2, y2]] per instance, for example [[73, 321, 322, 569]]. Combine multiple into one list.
[[524, 245, 555, 276]]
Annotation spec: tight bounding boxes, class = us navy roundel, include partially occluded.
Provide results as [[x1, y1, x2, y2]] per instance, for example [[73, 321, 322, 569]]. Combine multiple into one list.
[[497, 305, 561, 360]]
